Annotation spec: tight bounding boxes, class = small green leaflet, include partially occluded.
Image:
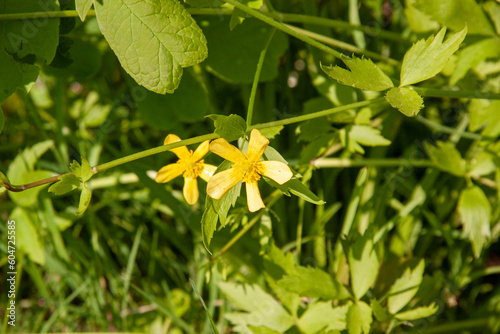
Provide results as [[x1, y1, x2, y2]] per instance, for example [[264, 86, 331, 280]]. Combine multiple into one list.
[[297, 302, 348, 333], [346, 301, 372, 334], [400, 26, 467, 86], [424, 141, 466, 176], [207, 114, 247, 142], [76, 184, 92, 216], [321, 56, 394, 91], [395, 303, 439, 321], [385, 87, 424, 117], [70, 157, 94, 183], [94, 0, 207, 94], [458, 186, 491, 258], [387, 260, 425, 314], [76, 0, 93, 21], [48, 174, 80, 195], [340, 125, 391, 154], [259, 125, 283, 139]]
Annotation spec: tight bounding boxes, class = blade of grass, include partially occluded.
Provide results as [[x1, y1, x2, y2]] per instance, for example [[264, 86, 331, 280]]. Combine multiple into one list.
[[121, 225, 143, 329], [190, 278, 220, 334]]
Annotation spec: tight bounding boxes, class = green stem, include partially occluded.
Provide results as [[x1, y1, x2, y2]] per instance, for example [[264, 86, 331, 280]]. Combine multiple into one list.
[[413, 86, 500, 100], [284, 23, 400, 66], [221, 0, 342, 59], [2, 98, 384, 192], [313, 158, 435, 168], [247, 28, 276, 127], [278, 13, 405, 42], [415, 115, 491, 141], [417, 318, 489, 334]]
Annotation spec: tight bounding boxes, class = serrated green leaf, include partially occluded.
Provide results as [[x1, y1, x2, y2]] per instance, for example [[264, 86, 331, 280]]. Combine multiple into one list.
[[207, 114, 247, 142], [348, 233, 379, 300], [424, 141, 466, 176], [340, 125, 391, 154], [10, 207, 45, 265], [388, 260, 425, 314], [75, 184, 92, 216], [76, 0, 93, 21], [94, 0, 207, 94], [385, 87, 424, 117], [278, 266, 350, 300], [297, 302, 348, 333], [0, 0, 60, 63], [320, 56, 394, 91], [346, 301, 372, 334], [450, 38, 500, 85], [48, 174, 81, 196], [219, 282, 295, 332], [400, 26, 467, 86], [203, 17, 288, 83], [395, 303, 439, 320], [458, 186, 491, 258], [70, 157, 94, 182], [0, 49, 39, 103], [414, 0, 494, 35]]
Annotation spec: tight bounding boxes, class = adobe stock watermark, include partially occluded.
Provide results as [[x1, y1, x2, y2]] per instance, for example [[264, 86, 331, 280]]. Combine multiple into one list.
[[6, 219, 17, 327]]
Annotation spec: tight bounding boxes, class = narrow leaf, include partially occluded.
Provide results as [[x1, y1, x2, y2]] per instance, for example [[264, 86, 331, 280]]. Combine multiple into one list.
[[75, 184, 92, 215], [321, 56, 394, 91], [190, 279, 220, 334], [387, 260, 425, 314], [264, 177, 325, 205], [458, 186, 491, 258], [201, 197, 219, 251], [395, 303, 439, 320], [385, 87, 424, 117], [400, 26, 467, 86], [94, 0, 207, 94]]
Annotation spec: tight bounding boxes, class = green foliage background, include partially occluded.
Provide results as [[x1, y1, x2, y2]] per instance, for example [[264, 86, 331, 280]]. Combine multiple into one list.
[[1, 0, 500, 333]]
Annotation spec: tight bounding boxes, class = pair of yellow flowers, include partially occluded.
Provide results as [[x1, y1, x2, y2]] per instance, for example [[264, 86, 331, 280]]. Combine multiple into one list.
[[155, 129, 293, 212]]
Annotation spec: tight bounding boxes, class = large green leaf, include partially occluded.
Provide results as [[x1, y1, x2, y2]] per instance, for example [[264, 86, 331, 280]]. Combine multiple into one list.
[[0, 49, 39, 103], [94, 0, 207, 94], [10, 207, 45, 265], [387, 260, 425, 314], [203, 17, 288, 83], [219, 282, 295, 332], [458, 186, 491, 258], [347, 233, 379, 300], [0, 0, 60, 63], [297, 302, 348, 333], [400, 26, 467, 86], [278, 266, 350, 300], [385, 87, 424, 117], [321, 56, 394, 92], [414, 0, 494, 35]]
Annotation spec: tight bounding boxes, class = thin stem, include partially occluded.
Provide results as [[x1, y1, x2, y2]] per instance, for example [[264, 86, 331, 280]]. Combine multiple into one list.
[[413, 86, 500, 100], [415, 115, 492, 141], [221, 0, 342, 59], [3, 98, 384, 192], [284, 23, 400, 66], [313, 158, 435, 168], [247, 28, 276, 127]]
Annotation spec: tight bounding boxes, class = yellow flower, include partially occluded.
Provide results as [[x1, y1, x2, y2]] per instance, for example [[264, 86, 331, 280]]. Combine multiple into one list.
[[207, 129, 293, 212], [155, 134, 216, 205]]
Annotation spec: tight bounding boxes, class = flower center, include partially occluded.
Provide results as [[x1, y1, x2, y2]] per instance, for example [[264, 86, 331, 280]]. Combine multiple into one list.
[[234, 160, 262, 183], [180, 153, 205, 179]]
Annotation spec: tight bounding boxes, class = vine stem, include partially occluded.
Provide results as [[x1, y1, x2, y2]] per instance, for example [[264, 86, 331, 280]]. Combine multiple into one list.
[[1, 98, 384, 192], [312, 158, 435, 168], [247, 28, 276, 127]]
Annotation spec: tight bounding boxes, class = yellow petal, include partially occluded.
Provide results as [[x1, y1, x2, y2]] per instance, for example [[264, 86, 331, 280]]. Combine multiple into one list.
[[207, 168, 242, 199], [200, 164, 217, 182], [246, 181, 265, 212], [164, 134, 190, 159], [183, 177, 199, 205], [155, 163, 185, 183], [247, 129, 269, 162], [209, 138, 246, 163], [192, 140, 210, 162], [257, 161, 293, 185]]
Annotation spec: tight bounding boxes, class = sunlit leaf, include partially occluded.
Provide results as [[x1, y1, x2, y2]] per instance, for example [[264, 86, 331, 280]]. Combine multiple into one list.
[[387, 260, 425, 314], [385, 87, 424, 117], [346, 301, 372, 334], [298, 302, 348, 333], [395, 303, 439, 320], [347, 233, 379, 300], [75, 0, 93, 21]]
